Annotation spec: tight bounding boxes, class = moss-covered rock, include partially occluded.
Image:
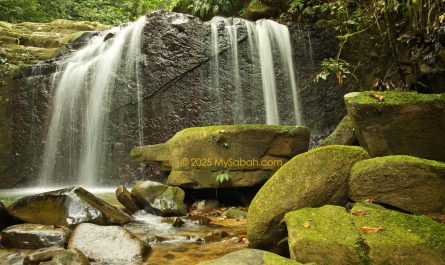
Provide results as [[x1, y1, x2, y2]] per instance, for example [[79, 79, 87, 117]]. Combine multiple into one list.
[[344, 91, 445, 161], [131, 125, 310, 189], [284, 203, 445, 265], [197, 249, 306, 265], [247, 145, 369, 253], [244, 2, 281, 20], [1, 224, 71, 249], [8, 187, 133, 226], [131, 180, 187, 216], [320, 115, 357, 146], [349, 155, 445, 214], [223, 208, 247, 219]]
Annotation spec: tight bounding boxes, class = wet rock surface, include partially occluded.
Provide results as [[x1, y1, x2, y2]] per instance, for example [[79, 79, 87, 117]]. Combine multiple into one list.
[[132, 180, 188, 216], [8, 187, 133, 226], [247, 145, 369, 253], [116, 185, 140, 213], [23, 247, 89, 265], [350, 155, 445, 214], [284, 203, 445, 265], [1, 224, 71, 249], [7, 11, 345, 187], [68, 223, 150, 262], [132, 125, 310, 189], [345, 91, 445, 161]]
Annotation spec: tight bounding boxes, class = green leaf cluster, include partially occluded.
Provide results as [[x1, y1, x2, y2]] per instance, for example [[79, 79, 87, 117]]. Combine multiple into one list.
[[0, 0, 180, 25], [216, 170, 231, 183]]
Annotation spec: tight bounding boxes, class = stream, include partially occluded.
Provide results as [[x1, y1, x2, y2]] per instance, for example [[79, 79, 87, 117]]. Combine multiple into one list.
[[0, 188, 248, 265]]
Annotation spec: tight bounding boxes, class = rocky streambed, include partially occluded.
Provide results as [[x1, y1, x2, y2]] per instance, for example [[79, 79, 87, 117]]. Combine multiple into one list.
[[0, 187, 249, 265]]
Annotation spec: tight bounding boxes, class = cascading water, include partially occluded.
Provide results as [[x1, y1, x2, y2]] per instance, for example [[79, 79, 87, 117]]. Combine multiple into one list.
[[225, 20, 244, 124], [209, 19, 303, 126], [39, 16, 146, 186]]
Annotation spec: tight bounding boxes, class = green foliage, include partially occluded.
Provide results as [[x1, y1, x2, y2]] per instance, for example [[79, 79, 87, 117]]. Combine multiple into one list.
[[216, 170, 231, 183], [0, 0, 179, 25], [290, 0, 445, 88], [188, 0, 236, 18], [315, 58, 356, 85]]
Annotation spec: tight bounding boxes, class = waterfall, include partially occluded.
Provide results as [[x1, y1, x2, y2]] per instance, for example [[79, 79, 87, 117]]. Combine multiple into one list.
[[225, 20, 244, 124], [39, 16, 146, 186], [208, 19, 303, 126]]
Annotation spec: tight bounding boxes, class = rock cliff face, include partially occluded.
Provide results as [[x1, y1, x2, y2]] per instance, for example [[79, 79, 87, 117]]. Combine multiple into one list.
[[6, 11, 348, 187]]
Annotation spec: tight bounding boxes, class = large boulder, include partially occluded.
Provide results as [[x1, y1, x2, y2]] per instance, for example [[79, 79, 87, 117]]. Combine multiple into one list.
[[131, 180, 187, 216], [1, 224, 71, 249], [345, 91, 445, 161], [197, 249, 305, 265], [320, 115, 357, 146], [247, 145, 369, 253], [131, 125, 310, 189], [8, 187, 133, 226], [283, 203, 445, 265], [67, 223, 150, 262], [349, 155, 445, 214]]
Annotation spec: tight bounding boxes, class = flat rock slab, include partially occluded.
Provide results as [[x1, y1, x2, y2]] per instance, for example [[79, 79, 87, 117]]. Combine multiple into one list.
[[131, 125, 310, 189], [1, 224, 71, 249], [247, 145, 369, 253], [68, 223, 150, 262], [23, 247, 89, 265], [350, 155, 445, 214], [345, 91, 445, 161], [283, 203, 445, 265], [8, 187, 133, 226], [197, 249, 305, 265]]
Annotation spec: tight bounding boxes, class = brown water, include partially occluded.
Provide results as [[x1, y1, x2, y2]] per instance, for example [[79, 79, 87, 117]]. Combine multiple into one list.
[[0, 188, 248, 265]]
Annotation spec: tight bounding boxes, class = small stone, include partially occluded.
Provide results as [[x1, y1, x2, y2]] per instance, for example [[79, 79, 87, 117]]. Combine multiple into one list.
[[172, 217, 185, 228]]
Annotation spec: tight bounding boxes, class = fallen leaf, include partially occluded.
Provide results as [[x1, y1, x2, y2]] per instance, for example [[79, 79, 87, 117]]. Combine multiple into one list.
[[369, 93, 384, 102], [352, 210, 370, 216], [360, 226, 383, 233], [303, 221, 311, 229]]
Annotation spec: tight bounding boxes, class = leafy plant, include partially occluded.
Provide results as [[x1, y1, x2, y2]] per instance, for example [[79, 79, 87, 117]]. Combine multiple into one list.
[[216, 170, 231, 183], [188, 0, 235, 18], [315, 58, 356, 85]]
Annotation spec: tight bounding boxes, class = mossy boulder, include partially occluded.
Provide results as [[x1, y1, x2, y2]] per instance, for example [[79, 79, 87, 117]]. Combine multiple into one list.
[[197, 249, 306, 265], [349, 155, 445, 214], [344, 91, 445, 161], [131, 180, 187, 216], [283, 203, 445, 265], [247, 145, 369, 253], [8, 187, 133, 226], [244, 2, 281, 20], [1, 224, 71, 249], [320, 115, 357, 146], [131, 125, 310, 189]]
